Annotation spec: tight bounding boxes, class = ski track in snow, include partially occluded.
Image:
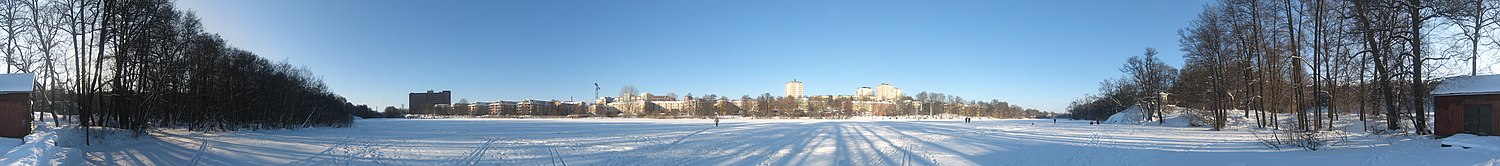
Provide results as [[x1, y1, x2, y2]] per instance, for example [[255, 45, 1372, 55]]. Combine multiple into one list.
[[185, 137, 208, 166], [71, 118, 1500, 166]]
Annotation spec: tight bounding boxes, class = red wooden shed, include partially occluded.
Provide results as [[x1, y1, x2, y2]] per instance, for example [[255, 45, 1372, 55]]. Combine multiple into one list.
[[0, 73, 33, 138], [1432, 74, 1500, 138]]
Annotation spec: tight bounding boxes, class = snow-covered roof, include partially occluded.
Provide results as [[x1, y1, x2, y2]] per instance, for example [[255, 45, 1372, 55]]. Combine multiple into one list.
[[1432, 74, 1500, 96], [0, 73, 34, 94]]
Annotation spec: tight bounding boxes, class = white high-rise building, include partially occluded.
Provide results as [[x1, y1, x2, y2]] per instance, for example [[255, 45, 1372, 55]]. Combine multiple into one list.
[[785, 80, 804, 98], [895, 88, 904, 99], [875, 83, 904, 100], [856, 87, 874, 97], [894, 88, 904, 100]]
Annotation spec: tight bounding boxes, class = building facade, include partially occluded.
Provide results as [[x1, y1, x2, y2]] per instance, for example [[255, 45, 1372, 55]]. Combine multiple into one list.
[[786, 80, 804, 98], [644, 93, 676, 101], [451, 102, 471, 115], [596, 97, 615, 104], [856, 87, 874, 97], [489, 101, 519, 115], [0, 73, 33, 138], [1433, 75, 1500, 137], [408, 90, 451, 115], [653, 100, 694, 115], [517, 99, 555, 116], [469, 102, 492, 116], [607, 101, 652, 116], [590, 104, 620, 116], [555, 101, 587, 116], [875, 83, 904, 101]]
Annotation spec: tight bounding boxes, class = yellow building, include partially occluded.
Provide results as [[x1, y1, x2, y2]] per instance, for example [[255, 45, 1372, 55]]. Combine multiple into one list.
[[875, 83, 904, 101], [786, 79, 804, 98]]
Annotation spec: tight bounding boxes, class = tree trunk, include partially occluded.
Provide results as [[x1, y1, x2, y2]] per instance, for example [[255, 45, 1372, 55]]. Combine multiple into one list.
[[1407, 0, 1429, 135]]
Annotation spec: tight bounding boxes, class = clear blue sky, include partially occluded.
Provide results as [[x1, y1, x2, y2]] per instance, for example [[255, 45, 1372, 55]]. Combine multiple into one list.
[[177, 0, 1210, 112]]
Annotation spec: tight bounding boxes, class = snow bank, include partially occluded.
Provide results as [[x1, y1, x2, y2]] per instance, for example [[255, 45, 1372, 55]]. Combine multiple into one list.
[[1105, 106, 1202, 127], [1104, 106, 1147, 124], [1, 114, 83, 166], [1104, 105, 1359, 132], [1443, 134, 1500, 151], [0, 138, 19, 153]]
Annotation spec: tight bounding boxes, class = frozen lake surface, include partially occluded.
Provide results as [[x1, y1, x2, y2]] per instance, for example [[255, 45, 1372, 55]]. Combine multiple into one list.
[[66, 118, 1500, 165]]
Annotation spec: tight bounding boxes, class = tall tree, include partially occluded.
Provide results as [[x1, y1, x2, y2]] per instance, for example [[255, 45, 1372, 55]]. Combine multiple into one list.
[[1435, 0, 1498, 76], [1403, 0, 1434, 135], [1122, 47, 1178, 124]]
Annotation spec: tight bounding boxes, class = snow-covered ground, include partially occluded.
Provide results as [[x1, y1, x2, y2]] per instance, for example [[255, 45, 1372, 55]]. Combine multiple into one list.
[[2, 115, 83, 165], [16, 117, 1482, 166]]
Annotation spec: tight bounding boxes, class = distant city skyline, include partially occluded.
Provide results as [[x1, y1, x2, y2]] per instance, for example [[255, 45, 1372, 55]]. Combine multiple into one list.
[[415, 81, 906, 102], [176, 0, 1217, 112]]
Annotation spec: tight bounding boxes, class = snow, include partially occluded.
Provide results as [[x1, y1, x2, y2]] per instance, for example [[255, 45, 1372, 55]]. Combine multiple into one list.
[[1443, 134, 1500, 151], [46, 117, 1498, 165], [1, 114, 83, 166], [1105, 106, 1202, 127], [0, 73, 33, 93], [1432, 74, 1500, 96], [1103, 106, 1392, 134], [0, 138, 18, 154]]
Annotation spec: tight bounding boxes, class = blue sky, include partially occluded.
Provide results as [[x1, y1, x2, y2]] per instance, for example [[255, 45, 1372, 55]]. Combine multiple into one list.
[[176, 0, 1210, 112]]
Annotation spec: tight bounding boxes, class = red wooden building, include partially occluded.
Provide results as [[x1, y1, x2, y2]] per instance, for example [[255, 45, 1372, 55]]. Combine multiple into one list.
[[0, 73, 33, 138], [1432, 74, 1500, 137]]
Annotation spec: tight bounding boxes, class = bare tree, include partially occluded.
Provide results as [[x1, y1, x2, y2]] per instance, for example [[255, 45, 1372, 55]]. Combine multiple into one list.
[[1122, 47, 1178, 124], [619, 85, 637, 98], [1434, 0, 1499, 76], [2, 0, 33, 73]]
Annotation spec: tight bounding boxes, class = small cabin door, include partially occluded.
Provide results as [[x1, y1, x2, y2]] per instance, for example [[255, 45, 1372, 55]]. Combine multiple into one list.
[[1464, 104, 1494, 135]]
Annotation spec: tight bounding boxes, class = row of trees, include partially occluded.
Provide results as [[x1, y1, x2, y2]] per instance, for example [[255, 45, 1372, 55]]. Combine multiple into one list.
[[621, 87, 1048, 118], [1, 0, 365, 142], [1070, 0, 1494, 135]]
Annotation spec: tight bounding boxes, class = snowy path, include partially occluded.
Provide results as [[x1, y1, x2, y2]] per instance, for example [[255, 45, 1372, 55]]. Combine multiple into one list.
[[79, 118, 1500, 166]]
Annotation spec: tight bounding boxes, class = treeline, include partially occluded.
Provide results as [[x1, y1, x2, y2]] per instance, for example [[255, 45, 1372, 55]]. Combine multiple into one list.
[[1070, 0, 1492, 135], [621, 87, 1049, 119], [750, 92, 1045, 118], [1, 0, 369, 140]]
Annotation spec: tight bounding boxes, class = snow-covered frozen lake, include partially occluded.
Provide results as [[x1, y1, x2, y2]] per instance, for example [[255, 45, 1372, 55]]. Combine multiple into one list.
[[78, 118, 1499, 166]]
